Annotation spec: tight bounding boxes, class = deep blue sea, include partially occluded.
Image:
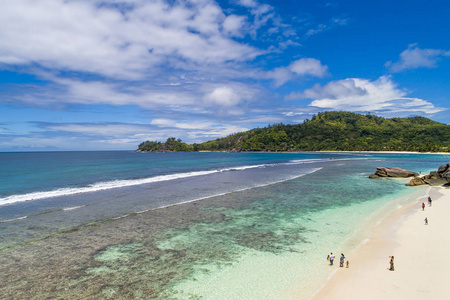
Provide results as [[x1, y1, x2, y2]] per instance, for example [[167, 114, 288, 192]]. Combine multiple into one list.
[[0, 151, 446, 299]]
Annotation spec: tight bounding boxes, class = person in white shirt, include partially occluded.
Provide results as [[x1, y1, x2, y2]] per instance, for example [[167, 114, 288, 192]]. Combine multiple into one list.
[[329, 253, 335, 265]]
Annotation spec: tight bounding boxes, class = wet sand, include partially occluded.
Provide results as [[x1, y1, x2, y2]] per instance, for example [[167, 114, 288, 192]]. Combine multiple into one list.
[[311, 186, 450, 300]]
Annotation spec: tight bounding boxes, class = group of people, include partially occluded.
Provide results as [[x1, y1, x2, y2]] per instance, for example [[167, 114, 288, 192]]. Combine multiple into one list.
[[389, 195, 433, 271], [389, 256, 394, 271], [325, 196, 433, 273], [327, 252, 349, 268], [422, 196, 432, 210], [423, 196, 432, 225]]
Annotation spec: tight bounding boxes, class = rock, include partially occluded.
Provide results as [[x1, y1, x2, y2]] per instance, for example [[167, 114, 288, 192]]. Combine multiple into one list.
[[230, 147, 243, 152], [406, 177, 427, 186], [437, 162, 449, 174], [404, 161, 450, 186], [424, 171, 439, 179], [370, 167, 418, 178], [423, 178, 449, 186], [437, 162, 450, 183], [443, 172, 450, 183]]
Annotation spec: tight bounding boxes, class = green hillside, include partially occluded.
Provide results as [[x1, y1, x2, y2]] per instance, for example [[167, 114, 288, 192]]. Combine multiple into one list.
[[196, 111, 450, 152], [137, 137, 194, 152]]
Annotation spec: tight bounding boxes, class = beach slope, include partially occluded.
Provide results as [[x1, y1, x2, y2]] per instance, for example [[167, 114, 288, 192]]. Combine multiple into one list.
[[312, 186, 450, 300]]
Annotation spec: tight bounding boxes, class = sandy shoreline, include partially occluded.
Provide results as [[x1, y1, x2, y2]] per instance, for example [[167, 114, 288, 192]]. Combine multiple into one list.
[[309, 185, 450, 300]]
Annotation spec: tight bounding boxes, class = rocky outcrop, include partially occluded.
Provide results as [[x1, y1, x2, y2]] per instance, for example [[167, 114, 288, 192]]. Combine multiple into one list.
[[437, 161, 450, 183], [369, 167, 418, 178], [230, 147, 243, 152], [405, 161, 450, 186], [405, 177, 427, 186]]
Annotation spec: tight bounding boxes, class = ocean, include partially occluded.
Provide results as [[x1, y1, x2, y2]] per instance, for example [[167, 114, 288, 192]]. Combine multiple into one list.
[[0, 151, 445, 299]]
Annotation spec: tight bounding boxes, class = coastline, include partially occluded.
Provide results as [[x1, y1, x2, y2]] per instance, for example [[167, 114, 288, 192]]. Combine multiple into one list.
[[315, 150, 450, 155], [307, 185, 449, 300]]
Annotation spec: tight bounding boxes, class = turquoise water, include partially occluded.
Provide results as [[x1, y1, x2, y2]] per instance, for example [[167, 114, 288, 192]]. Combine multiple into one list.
[[155, 161, 425, 299], [0, 152, 445, 299]]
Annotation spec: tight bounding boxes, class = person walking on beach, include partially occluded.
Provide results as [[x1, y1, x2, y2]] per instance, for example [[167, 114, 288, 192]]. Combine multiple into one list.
[[389, 256, 394, 271], [428, 196, 432, 206], [329, 253, 335, 265], [425, 217, 428, 225], [422, 202, 425, 211], [346, 260, 349, 268], [340, 253, 345, 267]]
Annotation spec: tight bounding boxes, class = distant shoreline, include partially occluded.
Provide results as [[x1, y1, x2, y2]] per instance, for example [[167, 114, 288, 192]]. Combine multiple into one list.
[[315, 150, 450, 155], [135, 149, 450, 155]]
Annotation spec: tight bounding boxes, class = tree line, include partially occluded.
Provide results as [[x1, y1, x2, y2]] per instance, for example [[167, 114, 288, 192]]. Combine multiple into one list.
[[137, 111, 450, 153]]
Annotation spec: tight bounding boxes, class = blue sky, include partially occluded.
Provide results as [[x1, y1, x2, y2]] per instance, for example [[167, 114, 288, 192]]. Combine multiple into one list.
[[0, 0, 449, 151]]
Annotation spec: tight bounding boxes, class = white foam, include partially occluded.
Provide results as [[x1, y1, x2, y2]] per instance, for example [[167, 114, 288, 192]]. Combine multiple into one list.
[[62, 205, 85, 211], [0, 170, 221, 206], [0, 216, 27, 223], [107, 167, 323, 217], [0, 159, 332, 207]]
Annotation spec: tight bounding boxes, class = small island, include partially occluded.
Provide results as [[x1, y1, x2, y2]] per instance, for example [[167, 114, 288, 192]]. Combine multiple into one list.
[[136, 137, 195, 152]]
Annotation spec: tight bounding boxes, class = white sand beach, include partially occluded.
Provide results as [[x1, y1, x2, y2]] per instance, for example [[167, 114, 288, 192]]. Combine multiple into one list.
[[310, 186, 450, 300]]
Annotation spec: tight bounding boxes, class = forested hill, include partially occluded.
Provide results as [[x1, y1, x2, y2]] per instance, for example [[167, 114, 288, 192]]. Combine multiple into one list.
[[196, 111, 450, 152]]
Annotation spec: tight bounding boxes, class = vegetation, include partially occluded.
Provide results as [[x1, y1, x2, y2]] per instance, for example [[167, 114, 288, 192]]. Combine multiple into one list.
[[137, 137, 194, 152], [138, 112, 450, 153]]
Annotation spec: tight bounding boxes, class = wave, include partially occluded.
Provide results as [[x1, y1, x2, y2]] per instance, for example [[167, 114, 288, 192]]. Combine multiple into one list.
[[62, 205, 86, 211], [0, 216, 27, 223], [105, 167, 323, 221], [0, 170, 218, 206], [0, 158, 337, 207]]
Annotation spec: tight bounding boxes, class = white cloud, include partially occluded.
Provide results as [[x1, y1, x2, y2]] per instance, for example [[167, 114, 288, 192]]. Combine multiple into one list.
[[203, 86, 242, 107], [48, 77, 198, 108], [237, 0, 258, 8], [45, 123, 150, 137], [386, 44, 450, 72], [265, 68, 293, 87], [289, 58, 328, 77], [151, 119, 214, 130], [305, 24, 327, 36], [266, 58, 328, 87], [289, 76, 444, 114], [332, 17, 349, 26], [223, 14, 247, 37], [0, 0, 261, 79]]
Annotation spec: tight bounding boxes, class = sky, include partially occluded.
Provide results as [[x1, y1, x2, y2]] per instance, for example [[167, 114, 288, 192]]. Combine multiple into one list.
[[0, 0, 449, 151]]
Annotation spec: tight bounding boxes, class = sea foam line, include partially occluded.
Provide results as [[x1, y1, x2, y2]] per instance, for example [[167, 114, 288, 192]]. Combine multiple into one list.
[[109, 167, 324, 221], [0, 170, 218, 206], [0, 158, 334, 207], [0, 216, 28, 223], [62, 205, 86, 211]]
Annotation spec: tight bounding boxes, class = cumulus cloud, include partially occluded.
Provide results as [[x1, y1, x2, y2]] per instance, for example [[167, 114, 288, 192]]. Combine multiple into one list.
[[288, 76, 444, 115], [386, 44, 450, 72], [267, 58, 328, 86], [0, 0, 261, 79], [265, 68, 293, 87], [203, 86, 242, 107], [290, 58, 329, 77], [223, 15, 248, 37], [0, 0, 290, 117]]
